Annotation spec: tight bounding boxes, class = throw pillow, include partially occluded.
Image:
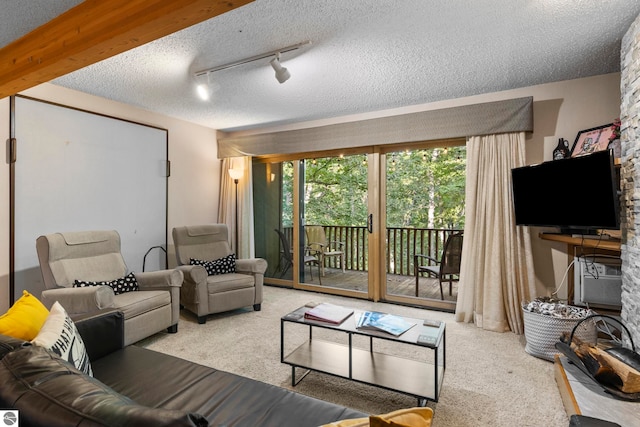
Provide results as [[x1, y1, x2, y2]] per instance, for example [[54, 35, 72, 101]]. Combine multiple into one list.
[[190, 254, 236, 276], [31, 301, 93, 376], [0, 290, 49, 341], [370, 407, 433, 427], [320, 407, 433, 427], [74, 272, 139, 295]]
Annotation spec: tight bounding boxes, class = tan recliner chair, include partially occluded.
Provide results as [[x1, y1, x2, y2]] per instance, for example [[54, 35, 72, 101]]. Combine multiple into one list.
[[36, 230, 183, 346], [172, 224, 267, 324]]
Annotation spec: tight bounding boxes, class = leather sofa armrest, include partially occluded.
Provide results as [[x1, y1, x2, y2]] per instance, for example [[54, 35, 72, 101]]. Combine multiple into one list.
[[135, 269, 183, 290], [41, 286, 115, 313], [175, 265, 208, 284], [73, 309, 124, 361], [236, 258, 268, 275]]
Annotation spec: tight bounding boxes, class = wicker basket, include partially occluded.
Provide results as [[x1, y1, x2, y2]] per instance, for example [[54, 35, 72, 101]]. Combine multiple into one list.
[[522, 308, 597, 361]]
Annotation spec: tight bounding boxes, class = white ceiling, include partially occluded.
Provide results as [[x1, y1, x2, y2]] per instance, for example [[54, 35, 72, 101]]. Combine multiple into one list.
[[3, 0, 640, 132]]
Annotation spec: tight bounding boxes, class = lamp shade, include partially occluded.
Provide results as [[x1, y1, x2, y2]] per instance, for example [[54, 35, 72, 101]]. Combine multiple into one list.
[[228, 168, 243, 180]]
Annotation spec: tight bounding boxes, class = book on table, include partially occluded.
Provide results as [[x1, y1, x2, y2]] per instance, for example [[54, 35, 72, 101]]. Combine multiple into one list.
[[356, 311, 416, 336], [303, 303, 354, 325]]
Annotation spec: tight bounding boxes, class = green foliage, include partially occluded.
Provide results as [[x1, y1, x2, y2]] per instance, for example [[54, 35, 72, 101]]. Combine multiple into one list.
[[304, 156, 368, 226], [386, 147, 466, 229], [280, 147, 466, 229]]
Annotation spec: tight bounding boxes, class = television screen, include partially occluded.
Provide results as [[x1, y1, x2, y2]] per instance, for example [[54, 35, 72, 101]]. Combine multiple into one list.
[[511, 150, 620, 232]]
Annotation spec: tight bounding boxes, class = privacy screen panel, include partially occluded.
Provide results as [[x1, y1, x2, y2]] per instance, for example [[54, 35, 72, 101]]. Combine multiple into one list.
[[12, 96, 168, 299]]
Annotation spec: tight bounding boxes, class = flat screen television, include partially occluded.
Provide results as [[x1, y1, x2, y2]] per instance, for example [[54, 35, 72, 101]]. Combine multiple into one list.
[[511, 149, 620, 233]]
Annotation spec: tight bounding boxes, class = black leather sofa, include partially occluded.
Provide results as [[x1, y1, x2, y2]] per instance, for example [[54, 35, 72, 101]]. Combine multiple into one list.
[[0, 310, 365, 427]]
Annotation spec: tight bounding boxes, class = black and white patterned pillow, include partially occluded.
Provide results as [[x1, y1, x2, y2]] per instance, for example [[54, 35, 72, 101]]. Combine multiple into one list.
[[73, 272, 139, 295], [190, 254, 236, 276], [31, 301, 93, 376]]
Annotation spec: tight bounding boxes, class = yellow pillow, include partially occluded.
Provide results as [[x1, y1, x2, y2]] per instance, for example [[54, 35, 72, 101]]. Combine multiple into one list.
[[370, 407, 433, 427], [0, 290, 49, 340], [322, 407, 434, 427]]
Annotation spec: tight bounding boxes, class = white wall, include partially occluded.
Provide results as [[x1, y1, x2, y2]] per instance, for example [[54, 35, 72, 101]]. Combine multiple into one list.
[[230, 73, 623, 299], [0, 83, 219, 311]]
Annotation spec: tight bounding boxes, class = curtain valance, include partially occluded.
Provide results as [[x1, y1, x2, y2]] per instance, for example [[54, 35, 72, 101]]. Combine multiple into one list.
[[217, 96, 533, 158]]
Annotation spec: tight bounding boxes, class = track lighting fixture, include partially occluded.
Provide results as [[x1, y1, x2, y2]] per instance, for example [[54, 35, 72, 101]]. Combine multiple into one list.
[[193, 41, 310, 94], [196, 73, 212, 101], [270, 54, 290, 84]]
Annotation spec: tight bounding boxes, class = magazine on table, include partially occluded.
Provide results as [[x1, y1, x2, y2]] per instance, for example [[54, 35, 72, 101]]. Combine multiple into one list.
[[356, 311, 416, 336], [303, 303, 354, 325]]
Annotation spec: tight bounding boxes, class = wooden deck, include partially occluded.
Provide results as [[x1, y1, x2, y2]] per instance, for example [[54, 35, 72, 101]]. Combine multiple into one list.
[[282, 267, 458, 302]]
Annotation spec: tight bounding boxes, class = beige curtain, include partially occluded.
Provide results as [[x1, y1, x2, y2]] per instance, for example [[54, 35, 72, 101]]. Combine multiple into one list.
[[454, 132, 536, 334], [218, 156, 255, 259]]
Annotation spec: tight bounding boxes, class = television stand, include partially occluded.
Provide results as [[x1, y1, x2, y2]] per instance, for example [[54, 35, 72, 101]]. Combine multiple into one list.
[[539, 233, 621, 312], [538, 233, 621, 252], [558, 227, 598, 236]]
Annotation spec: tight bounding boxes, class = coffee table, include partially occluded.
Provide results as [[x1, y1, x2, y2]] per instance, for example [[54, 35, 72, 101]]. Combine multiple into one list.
[[280, 304, 446, 405]]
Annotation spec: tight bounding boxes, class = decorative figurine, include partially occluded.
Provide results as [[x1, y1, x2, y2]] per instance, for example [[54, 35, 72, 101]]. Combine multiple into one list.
[[553, 138, 570, 160]]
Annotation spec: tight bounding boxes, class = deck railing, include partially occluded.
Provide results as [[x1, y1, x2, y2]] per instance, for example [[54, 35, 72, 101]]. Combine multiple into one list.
[[284, 226, 462, 276]]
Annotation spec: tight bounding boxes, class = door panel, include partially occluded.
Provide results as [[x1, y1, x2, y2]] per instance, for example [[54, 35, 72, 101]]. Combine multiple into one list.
[[253, 143, 465, 310], [381, 147, 466, 311], [298, 155, 370, 296]]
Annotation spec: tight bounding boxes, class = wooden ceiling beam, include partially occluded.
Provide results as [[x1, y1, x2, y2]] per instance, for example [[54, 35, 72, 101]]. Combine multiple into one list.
[[0, 0, 254, 99]]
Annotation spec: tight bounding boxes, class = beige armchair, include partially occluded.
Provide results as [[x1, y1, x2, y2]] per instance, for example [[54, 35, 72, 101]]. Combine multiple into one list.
[[36, 230, 183, 346], [172, 224, 267, 324]]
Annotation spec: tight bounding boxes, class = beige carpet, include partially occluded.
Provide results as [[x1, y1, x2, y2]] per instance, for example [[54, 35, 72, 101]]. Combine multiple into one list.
[[138, 286, 569, 427]]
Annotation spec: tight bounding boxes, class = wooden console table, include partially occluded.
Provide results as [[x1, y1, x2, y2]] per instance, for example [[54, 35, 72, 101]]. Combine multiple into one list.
[[539, 233, 621, 304], [538, 233, 621, 253]]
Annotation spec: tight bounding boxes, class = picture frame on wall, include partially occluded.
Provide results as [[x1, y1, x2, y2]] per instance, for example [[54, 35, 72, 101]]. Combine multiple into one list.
[[570, 123, 615, 157]]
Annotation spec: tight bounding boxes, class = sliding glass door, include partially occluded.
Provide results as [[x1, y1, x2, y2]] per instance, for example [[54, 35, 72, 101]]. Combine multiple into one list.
[[381, 145, 466, 310], [298, 154, 371, 296], [253, 140, 465, 310], [253, 153, 374, 297], [253, 160, 295, 284]]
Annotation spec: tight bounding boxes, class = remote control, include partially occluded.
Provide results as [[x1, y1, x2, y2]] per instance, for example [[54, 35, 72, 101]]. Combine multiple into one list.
[[423, 319, 442, 327], [417, 334, 437, 346]]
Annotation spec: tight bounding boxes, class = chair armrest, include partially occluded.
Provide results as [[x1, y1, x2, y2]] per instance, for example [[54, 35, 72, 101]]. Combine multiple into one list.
[[175, 265, 208, 285], [305, 246, 322, 256], [135, 269, 183, 290], [73, 309, 125, 361], [414, 254, 439, 265], [307, 241, 325, 251], [135, 269, 183, 327], [236, 258, 268, 275], [328, 241, 345, 250], [41, 286, 115, 314]]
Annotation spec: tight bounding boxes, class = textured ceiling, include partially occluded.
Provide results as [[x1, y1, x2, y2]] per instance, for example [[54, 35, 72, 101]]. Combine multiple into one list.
[[3, 1, 640, 132]]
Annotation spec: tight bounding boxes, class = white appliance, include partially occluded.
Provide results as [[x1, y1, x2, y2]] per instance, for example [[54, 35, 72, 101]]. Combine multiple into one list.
[[573, 256, 622, 309]]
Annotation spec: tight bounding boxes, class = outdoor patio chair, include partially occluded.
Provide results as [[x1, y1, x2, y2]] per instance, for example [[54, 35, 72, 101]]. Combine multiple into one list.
[[414, 231, 463, 299], [275, 229, 322, 284], [305, 225, 345, 276]]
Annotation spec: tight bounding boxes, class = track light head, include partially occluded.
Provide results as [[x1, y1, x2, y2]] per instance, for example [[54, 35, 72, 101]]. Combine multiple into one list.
[[196, 72, 213, 101], [196, 83, 210, 100], [270, 54, 291, 84]]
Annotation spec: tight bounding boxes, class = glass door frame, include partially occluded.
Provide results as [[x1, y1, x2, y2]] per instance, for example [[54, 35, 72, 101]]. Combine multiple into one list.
[[258, 138, 464, 311], [292, 153, 376, 300], [377, 140, 465, 312]]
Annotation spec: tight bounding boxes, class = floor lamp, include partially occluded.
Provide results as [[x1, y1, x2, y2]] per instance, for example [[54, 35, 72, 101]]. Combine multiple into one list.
[[228, 168, 243, 254]]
